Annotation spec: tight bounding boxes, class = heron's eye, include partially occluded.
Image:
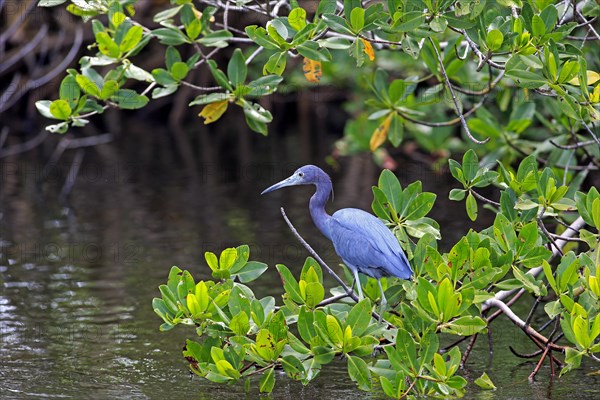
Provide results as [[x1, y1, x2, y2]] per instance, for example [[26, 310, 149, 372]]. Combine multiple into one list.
[[298, 172, 304, 177]]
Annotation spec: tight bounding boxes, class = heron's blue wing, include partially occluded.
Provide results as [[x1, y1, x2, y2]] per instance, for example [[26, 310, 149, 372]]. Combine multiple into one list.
[[328, 208, 413, 279]]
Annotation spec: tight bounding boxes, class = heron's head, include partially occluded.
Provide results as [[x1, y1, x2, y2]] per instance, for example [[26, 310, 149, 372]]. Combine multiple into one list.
[[261, 165, 330, 194]]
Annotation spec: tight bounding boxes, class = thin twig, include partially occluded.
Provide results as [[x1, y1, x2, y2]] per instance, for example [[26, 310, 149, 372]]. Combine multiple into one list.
[[470, 189, 500, 207], [550, 139, 596, 149], [429, 38, 489, 145], [538, 208, 565, 257], [280, 208, 392, 326], [316, 293, 350, 307]]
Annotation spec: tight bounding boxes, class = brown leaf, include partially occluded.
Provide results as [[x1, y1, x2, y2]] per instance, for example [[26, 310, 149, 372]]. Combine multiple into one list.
[[199, 100, 228, 124], [370, 113, 393, 151], [360, 38, 375, 61], [302, 57, 322, 83]]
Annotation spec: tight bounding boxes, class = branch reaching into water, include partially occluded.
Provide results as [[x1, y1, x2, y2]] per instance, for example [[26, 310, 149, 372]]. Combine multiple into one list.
[[485, 297, 564, 352], [482, 216, 586, 312]]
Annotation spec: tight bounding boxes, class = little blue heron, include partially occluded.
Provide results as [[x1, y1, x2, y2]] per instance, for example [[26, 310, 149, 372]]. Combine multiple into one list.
[[261, 165, 413, 313]]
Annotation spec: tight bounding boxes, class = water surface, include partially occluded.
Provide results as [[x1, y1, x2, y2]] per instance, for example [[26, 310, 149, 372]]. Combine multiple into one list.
[[1, 155, 598, 399]]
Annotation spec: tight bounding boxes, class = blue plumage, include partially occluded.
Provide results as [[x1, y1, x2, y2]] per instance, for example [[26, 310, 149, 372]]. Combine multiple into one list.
[[330, 208, 413, 280], [262, 165, 413, 309]]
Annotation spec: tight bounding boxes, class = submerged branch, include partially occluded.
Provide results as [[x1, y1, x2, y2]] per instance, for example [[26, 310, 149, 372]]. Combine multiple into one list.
[[484, 298, 564, 352]]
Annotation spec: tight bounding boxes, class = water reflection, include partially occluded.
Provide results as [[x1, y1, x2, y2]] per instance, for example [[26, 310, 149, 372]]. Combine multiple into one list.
[[1, 155, 599, 399]]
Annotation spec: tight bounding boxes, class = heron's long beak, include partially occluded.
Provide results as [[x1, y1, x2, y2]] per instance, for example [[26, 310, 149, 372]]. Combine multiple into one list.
[[261, 175, 300, 194]]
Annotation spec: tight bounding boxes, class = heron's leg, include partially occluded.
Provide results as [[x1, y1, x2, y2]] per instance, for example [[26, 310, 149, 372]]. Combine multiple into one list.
[[377, 279, 387, 323], [352, 268, 363, 300]]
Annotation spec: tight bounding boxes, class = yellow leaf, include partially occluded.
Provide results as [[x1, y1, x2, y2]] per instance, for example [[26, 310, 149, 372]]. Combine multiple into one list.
[[370, 113, 393, 151], [568, 70, 600, 86], [590, 83, 600, 103], [199, 100, 228, 124], [360, 38, 375, 61], [302, 57, 322, 82]]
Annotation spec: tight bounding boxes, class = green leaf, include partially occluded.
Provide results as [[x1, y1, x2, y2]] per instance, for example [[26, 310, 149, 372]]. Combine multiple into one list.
[[95, 32, 120, 58], [276, 264, 304, 304], [197, 30, 233, 47], [474, 372, 496, 390], [170, 61, 189, 81], [347, 355, 371, 391], [229, 311, 250, 335], [219, 248, 237, 270], [326, 314, 343, 346], [234, 261, 268, 283], [350, 7, 365, 32], [76, 75, 101, 98], [405, 192, 437, 221], [512, 266, 546, 297], [441, 316, 487, 336], [296, 41, 332, 62], [462, 149, 478, 182], [166, 46, 182, 71], [153, 6, 183, 23], [49, 100, 72, 120], [245, 26, 280, 50], [449, 189, 466, 201], [120, 25, 143, 53], [259, 366, 276, 393], [152, 27, 189, 45], [100, 80, 119, 100], [430, 16, 448, 32], [304, 282, 325, 308], [541, 4, 558, 31], [392, 11, 424, 32], [321, 14, 355, 36], [205, 252, 219, 271], [532, 15, 546, 36], [59, 75, 80, 108], [208, 60, 233, 90], [254, 329, 278, 361], [288, 8, 307, 31], [486, 29, 504, 51], [111, 89, 149, 109], [378, 169, 402, 213], [592, 198, 600, 229], [297, 306, 316, 343], [466, 192, 478, 221], [493, 213, 517, 251], [506, 69, 547, 88], [347, 298, 372, 336], [267, 19, 289, 45], [572, 315, 591, 349], [242, 101, 273, 123], [558, 60, 580, 84], [227, 48, 247, 86], [39, 0, 67, 6], [263, 52, 287, 76]]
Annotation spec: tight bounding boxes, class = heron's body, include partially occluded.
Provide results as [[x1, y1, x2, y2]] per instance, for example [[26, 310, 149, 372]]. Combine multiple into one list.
[[262, 165, 413, 310]]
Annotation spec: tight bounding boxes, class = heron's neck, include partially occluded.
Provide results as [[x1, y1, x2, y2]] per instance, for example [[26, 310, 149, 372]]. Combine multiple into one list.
[[309, 181, 332, 241]]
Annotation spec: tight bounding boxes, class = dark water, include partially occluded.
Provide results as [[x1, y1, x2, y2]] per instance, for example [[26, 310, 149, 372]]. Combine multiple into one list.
[[1, 154, 599, 399]]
